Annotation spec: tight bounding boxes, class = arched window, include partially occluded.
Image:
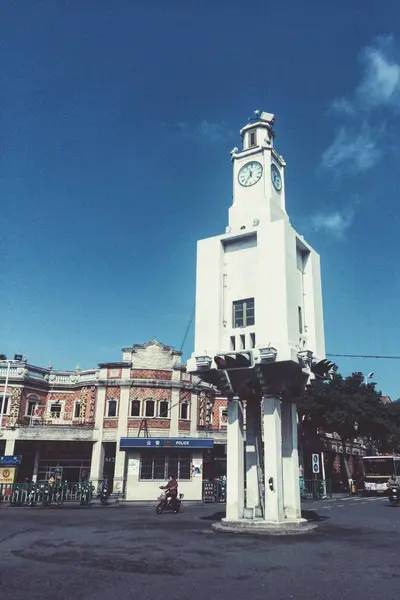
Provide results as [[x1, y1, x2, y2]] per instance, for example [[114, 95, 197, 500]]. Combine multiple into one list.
[[26, 394, 40, 417], [130, 399, 141, 417], [180, 401, 189, 420], [159, 399, 169, 419], [145, 399, 155, 418], [107, 399, 117, 418]]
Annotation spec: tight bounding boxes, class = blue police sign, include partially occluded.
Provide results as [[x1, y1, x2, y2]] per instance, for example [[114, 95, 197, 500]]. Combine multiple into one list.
[[0, 455, 22, 466], [119, 438, 214, 450]]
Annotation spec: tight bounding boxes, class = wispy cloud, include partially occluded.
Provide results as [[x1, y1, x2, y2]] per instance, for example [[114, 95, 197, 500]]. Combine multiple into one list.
[[330, 97, 356, 116], [330, 35, 400, 116], [310, 208, 355, 239], [321, 123, 381, 173], [323, 34, 399, 182], [357, 35, 400, 109], [177, 120, 234, 143]]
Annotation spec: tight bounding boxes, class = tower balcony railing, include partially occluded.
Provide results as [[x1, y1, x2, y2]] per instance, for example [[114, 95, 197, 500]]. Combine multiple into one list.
[[24, 411, 95, 428]]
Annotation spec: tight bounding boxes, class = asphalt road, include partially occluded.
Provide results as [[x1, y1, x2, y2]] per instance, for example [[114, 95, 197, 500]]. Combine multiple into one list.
[[1, 495, 400, 600]]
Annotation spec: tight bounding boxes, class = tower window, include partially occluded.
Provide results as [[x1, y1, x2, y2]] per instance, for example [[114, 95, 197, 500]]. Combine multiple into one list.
[[249, 130, 257, 148], [298, 306, 303, 334], [230, 336, 236, 350], [233, 298, 255, 328], [250, 333, 256, 348]]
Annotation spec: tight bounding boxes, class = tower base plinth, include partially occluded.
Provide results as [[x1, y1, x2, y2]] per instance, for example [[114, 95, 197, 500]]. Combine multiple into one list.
[[212, 517, 317, 536]]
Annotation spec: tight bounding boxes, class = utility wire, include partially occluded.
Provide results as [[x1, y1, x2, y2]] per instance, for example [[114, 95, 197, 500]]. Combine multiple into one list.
[[327, 353, 400, 360], [179, 303, 195, 354]]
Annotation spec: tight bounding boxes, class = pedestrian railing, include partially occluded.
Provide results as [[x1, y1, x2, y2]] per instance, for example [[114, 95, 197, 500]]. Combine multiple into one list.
[[0, 481, 123, 507], [300, 478, 332, 499]]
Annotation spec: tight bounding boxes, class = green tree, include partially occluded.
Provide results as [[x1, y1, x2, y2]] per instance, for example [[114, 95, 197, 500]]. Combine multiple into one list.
[[298, 372, 389, 486]]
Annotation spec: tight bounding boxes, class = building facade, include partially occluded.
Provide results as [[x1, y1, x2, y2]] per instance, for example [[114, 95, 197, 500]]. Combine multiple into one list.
[[0, 341, 225, 501]]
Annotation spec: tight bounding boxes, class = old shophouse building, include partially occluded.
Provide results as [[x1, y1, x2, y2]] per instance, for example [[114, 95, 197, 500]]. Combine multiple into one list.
[[0, 341, 227, 501]]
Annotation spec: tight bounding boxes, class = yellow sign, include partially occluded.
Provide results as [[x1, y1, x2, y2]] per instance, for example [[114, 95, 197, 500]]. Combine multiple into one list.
[[0, 467, 16, 484]]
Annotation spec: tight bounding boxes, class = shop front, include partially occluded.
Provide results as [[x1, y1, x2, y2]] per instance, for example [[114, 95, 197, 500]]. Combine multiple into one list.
[[120, 437, 214, 501]]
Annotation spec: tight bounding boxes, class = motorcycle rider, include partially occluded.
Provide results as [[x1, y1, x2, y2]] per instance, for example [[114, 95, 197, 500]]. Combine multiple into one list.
[[160, 474, 178, 512]]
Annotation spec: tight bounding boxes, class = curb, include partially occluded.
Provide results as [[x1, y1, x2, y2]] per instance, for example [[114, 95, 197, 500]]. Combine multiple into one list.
[[212, 519, 318, 536]]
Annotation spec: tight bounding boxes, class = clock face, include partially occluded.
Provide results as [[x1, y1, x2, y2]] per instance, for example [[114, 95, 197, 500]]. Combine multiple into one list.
[[238, 161, 263, 187], [271, 163, 282, 191]]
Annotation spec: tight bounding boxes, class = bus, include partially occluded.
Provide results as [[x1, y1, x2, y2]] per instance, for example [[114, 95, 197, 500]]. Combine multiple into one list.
[[362, 455, 400, 494]]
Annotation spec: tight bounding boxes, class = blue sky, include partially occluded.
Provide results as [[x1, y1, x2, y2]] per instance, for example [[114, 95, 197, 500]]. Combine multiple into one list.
[[2, 1, 400, 397]]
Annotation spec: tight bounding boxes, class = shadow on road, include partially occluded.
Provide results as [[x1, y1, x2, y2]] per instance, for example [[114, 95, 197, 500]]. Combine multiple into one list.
[[301, 509, 329, 522], [200, 511, 226, 521]]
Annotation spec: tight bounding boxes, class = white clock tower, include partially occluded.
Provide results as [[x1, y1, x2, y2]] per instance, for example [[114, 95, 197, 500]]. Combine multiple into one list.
[[188, 111, 327, 530]]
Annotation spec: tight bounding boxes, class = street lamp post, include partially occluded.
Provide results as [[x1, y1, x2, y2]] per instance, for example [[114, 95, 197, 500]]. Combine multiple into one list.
[[364, 372, 374, 386], [0, 354, 23, 433]]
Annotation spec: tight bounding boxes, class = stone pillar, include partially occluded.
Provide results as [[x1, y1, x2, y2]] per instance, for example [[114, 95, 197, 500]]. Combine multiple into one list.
[[169, 372, 181, 437], [282, 402, 301, 519], [89, 441, 105, 485], [263, 395, 284, 522], [226, 396, 245, 520], [113, 385, 130, 494], [190, 392, 198, 437], [245, 398, 261, 512], [32, 444, 40, 482], [4, 437, 15, 456]]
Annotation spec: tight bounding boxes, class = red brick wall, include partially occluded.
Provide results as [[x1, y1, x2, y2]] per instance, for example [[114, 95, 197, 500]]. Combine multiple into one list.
[[131, 369, 172, 380], [103, 419, 118, 428], [178, 420, 190, 431], [212, 399, 228, 429]]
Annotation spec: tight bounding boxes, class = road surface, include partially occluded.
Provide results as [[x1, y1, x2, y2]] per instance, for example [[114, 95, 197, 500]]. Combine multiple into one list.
[[0, 495, 399, 600]]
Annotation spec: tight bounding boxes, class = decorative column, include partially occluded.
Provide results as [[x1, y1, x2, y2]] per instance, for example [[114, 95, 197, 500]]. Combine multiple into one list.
[[226, 395, 245, 520], [4, 437, 15, 456], [263, 395, 284, 522], [89, 441, 105, 485], [282, 402, 301, 519], [113, 384, 130, 494], [32, 444, 40, 482], [245, 397, 261, 513], [169, 370, 181, 437]]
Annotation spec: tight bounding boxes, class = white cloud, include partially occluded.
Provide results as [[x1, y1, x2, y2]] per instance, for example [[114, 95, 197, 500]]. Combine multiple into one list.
[[330, 97, 356, 116], [357, 35, 400, 109], [321, 123, 381, 173], [311, 209, 354, 239], [177, 119, 234, 143]]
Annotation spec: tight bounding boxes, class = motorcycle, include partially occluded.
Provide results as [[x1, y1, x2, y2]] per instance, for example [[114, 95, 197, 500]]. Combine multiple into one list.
[[389, 485, 400, 507], [40, 483, 52, 507], [100, 483, 109, 506], [156, 490, 184, 514], [79, 482, 94, 506]]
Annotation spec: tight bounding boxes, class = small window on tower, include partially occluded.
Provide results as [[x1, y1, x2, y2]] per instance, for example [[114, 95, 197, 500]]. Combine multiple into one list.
[[249, 130, 257, 148], [230, 336, 236, 351], [298, 306, 303, 334], [250, 333, 256, 348]]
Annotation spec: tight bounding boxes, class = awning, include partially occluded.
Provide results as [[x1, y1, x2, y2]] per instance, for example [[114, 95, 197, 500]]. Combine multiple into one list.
[[120, 437, 214, 450]]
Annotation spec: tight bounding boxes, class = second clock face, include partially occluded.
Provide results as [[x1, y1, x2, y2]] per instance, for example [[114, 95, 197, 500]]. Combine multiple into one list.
[[238, 161, 263, 187]]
